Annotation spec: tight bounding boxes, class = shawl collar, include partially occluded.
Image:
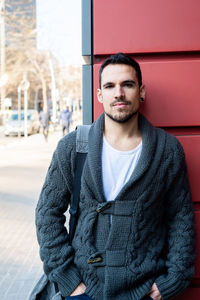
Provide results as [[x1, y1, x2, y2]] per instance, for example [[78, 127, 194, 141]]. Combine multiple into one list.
[[86, 113, 166, 203], [87, 113, 105, 203]]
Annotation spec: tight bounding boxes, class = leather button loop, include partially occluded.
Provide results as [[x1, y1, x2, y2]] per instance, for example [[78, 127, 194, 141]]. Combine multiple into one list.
[[96, 202, 111, 213], [88, 256, 102, 264]]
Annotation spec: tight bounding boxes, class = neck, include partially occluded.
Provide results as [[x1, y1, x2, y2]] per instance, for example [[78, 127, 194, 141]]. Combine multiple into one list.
[[104, 113, 142, 151]]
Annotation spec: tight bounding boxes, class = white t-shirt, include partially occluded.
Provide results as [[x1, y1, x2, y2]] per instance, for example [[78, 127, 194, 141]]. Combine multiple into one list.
[[102, 136, 142, 202]]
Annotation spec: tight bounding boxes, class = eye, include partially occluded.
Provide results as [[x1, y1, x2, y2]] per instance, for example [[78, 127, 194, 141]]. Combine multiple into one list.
[[122, 80, 136, 88], [123, 82, 134, 88], [104, 84, 113, 89]]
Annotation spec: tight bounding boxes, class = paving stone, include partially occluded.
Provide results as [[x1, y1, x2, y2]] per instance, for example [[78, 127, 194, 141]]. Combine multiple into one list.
[[0, 131, 63, 300], [0, 119, 81, 300]]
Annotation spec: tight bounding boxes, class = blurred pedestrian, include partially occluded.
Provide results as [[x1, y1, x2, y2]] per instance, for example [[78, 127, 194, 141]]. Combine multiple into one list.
[[39, 107, 51, 141], [59, 105, 72, 136]]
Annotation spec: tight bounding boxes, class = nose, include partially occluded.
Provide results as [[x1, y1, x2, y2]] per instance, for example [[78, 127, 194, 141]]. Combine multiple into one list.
[[114, 85, 124, 99]]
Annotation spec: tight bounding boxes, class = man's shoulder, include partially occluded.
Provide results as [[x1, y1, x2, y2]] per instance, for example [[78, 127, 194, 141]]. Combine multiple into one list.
[[165, 130, 183, 150], [57, 130, 77, 154], [156, 127, 185, 159]]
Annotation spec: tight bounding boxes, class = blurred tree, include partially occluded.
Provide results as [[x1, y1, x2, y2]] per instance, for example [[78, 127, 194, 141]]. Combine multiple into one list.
[[56, 64, 82, 110], [3, 0, 82, 116], [4, 0, 51, 110]]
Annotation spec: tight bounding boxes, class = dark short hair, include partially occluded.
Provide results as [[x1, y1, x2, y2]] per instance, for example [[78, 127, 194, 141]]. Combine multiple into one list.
[[99, 53, 142, 88]]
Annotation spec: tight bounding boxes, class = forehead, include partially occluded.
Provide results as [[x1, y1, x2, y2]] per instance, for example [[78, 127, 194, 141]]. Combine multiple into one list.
[[101, 64, 138, 84]]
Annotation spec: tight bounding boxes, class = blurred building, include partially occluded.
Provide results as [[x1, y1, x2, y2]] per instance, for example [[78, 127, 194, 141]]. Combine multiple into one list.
[[5, 0, 36, 50], [0, 0, 36, 115]]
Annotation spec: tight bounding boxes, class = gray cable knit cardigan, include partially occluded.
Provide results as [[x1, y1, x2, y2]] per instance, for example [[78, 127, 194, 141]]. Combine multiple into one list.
[[36, 113, 195, 300]]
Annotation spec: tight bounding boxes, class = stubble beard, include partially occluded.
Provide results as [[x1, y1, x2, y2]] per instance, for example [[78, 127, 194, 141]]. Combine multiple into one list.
[[105, 109, 139, 123]]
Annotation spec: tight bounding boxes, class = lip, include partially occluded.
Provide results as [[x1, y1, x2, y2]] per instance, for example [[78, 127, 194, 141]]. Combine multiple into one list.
[[113, 102, 128, 108]]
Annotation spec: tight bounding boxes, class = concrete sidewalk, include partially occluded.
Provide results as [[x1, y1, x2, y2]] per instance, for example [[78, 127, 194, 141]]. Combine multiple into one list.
[[0, 127, 73, 300]]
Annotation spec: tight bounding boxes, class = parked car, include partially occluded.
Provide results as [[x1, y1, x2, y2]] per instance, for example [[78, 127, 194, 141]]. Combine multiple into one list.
[[4, 110, 40, 136]]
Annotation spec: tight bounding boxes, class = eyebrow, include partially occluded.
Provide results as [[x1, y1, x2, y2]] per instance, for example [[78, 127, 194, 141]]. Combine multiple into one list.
[[102, 82, 113, 88], [122, 80, 136, 85], [102, 79, 136, 89]]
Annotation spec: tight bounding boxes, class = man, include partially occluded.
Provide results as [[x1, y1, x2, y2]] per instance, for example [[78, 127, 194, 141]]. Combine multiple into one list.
[[39, 106, 51, 141], [36, 53, 195, 300], [59, 105, 72, 136]]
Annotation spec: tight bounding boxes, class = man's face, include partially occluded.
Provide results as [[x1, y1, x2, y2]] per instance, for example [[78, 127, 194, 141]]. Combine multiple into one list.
[[97, 64, 144, 123]]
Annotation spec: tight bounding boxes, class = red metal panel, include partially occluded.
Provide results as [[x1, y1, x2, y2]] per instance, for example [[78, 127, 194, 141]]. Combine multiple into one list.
[[93, 57, 200, 127], [140, 58, 200, 127], [174, 287, 200, 300], [176, 136, 200, 203], [93, 0, 200, 54]]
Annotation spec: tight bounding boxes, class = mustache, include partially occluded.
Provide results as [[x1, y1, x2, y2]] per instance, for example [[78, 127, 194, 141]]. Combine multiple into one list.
[[111, 99, 131, 106]]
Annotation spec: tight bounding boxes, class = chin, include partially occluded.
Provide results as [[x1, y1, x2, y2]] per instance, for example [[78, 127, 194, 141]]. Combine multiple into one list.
[[106, 111, 138, 123]]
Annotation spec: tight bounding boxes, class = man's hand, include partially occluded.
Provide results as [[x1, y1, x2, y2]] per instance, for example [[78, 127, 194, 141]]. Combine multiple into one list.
[[149, 283, 162, 300], [70, 282, 86, 296]]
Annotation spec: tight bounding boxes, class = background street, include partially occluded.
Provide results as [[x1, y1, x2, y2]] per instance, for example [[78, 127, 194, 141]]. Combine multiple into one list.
[[0, 124, 76, 300], [0, 1, 82, 299]]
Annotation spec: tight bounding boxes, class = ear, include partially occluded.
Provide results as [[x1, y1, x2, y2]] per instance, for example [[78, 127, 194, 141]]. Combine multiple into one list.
[[139, 84, 145, 100], [97, 88, 103, 103]]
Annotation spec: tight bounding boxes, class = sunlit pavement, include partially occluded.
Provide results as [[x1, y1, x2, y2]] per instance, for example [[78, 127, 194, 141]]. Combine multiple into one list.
[[0, 117, 82, 300]]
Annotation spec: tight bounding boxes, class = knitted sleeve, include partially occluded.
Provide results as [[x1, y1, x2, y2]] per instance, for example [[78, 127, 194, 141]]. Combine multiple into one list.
[[155, 139, 196, 300], [35, 131, 82, 297]]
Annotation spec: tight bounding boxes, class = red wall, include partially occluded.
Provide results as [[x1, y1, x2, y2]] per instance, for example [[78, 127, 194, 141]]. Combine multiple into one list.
[[92, 0, 200, 297], [93, 0, 200, 54]]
